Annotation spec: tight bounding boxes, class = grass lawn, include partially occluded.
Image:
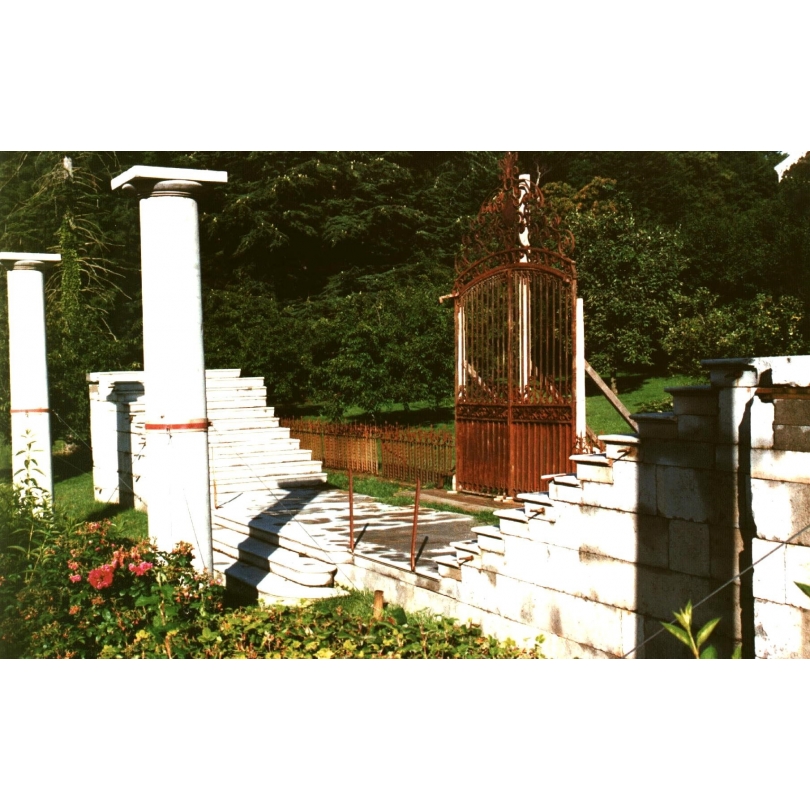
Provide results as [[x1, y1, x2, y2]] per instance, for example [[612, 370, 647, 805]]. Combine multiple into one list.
[[586, 372, 707, 436]]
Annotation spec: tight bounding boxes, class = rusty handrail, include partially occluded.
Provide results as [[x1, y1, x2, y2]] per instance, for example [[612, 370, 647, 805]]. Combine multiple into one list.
[[410, 478, 421, 572], [584, 360, 639, 432]]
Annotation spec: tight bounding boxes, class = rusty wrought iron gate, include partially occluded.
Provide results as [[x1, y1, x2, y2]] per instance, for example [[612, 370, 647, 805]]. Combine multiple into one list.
[[450, 153, 578, 496]]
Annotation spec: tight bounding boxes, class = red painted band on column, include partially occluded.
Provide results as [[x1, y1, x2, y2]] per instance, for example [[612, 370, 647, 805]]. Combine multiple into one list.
[[10, 408, 50, 414], [144, 419, 210, 432]]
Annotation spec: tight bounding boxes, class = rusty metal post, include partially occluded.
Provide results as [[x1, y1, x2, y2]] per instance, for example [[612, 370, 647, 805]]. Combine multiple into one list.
[[411, 477, 421, 571], [348, 467, 354, 553]]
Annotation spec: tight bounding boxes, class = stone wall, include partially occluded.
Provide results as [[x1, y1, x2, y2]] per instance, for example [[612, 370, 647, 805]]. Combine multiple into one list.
[[429, 356, 810, 658]]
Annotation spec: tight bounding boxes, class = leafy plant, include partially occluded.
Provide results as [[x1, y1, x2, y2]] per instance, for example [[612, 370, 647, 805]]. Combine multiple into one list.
[[661, 600, 742, 659]]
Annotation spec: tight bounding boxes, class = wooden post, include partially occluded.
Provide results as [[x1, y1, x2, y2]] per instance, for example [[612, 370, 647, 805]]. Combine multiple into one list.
[[373, 590, 384, 620]]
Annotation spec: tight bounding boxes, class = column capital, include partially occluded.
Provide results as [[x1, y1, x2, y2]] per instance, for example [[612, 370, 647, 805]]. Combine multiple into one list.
[[111, 166, 227, 199], [0, 252, 61, 271]]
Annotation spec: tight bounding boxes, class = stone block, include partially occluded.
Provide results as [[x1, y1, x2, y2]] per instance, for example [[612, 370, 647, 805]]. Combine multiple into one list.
[[503, 538, 639, 612], [768, 355, 810, 386], [575, 459, 613, 484], [669, 386, 718, 416], [476, 533, 505, 555], [754, 599, 810, 658], [634, 414, 679, 440], [502, 534, 551, 576], [550, 478, 583, 505], [784, 543, 810, 610], [709, 525, 745, 581], [715, 444, 740, 472], [717, 386, 757, 445], [774, 398, 810, 426], [702, 358, 761, 388], [669, 520, 711, 577], [750, 397, 775, 450], [634, 566, 713, 622], [642, 439, 715, 470], [751, 478, 810, 546], [751, 538, 787, 605], [512, 582, 631, 657], [534, 504, 668, 568], [656, 466, 737, 526], [581, 461, 656, 515], [751, 448, 810, 485], [774, 424, 810, 453], [480, 550, 505, 574], [677, 415, 718, 443], [601, 434, 642, 462]]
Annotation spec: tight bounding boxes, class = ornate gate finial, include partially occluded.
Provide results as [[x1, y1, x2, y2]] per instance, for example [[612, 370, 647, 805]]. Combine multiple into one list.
[[454, 151, 575, 293]]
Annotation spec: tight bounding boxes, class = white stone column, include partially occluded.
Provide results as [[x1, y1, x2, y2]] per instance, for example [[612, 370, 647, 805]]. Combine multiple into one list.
[[1, 252, 61, 503], [517, 174, 531, 394], [575, 297, 586, 442], [111, 167, 227, 572]]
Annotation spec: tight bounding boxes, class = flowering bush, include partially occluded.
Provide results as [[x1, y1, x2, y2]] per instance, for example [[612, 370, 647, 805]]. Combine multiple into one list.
[[0, 484, 543, 659]]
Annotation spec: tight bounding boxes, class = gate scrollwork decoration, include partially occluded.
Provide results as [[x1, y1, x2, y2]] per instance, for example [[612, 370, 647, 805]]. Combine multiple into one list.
[[449, 152, 578, 497]]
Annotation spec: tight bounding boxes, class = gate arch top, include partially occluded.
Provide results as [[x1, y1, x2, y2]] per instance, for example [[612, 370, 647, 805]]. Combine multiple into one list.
[[452, 152, 576, 295]]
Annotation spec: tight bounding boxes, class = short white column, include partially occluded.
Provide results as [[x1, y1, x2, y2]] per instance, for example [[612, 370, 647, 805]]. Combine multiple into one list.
[[112, 167, 227, 572], [1, 252, 61, 503]]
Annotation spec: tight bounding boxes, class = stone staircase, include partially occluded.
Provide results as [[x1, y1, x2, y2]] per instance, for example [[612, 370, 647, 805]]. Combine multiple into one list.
[[422, 376, 750, 657], [204, 370, 327, 503]]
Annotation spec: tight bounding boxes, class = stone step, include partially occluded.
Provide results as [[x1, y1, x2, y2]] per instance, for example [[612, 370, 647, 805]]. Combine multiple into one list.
[[205, 388, 268, 400], [494, 506, 530, 524], [570, 452, 613, 485], [204, 376, 266, 389], [434, 554, 463, 581], [210, 455, 317, 475], [208, 428, 292, 443], [214, 554, 346, 606], [665, 385, 717, 416], [213, 509, 353, 565], [207, 407, 276, 420], [210, 440, 301, 457], [516, 492, 557, 521], [206, 395, 269, 407], [599, 434, 641, 462], [632, 412, 678, 440], [211, 473, 328, 497], [472, 526, 505, 554], [213, 527, 337, 587], [450, 539, 480, 564], [209, 417, 281, 430], [206, 369, 243, 378]]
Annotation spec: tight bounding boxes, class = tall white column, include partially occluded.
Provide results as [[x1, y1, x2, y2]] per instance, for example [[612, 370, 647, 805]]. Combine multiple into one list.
[[576, 297, 586, 442], [517, 174, 532, 394], [111, 167, 227, 572], [1, 252, 61, 503]]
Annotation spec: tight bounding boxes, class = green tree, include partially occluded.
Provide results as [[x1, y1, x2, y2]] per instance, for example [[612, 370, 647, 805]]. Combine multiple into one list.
[[546, 178, 687, 392]]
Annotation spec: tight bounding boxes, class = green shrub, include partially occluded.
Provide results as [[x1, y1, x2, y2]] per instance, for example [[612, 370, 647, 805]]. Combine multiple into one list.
[[0, 485, 543, 659]]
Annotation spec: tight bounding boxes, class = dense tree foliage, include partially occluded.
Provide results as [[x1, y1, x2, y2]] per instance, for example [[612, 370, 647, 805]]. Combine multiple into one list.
[[1, 150, 809, 443]]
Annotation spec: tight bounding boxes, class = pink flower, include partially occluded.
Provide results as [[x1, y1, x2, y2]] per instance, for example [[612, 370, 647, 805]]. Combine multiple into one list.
[[69, 574, 82, 584], [87, 565, 114, 590], [67, 561, 80, 571], [128, 561, 154, 577]]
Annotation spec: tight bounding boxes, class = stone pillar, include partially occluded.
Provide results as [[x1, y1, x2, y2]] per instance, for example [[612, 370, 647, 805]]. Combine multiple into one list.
[[575, 298, 586, 442], [517, 174, 531, 393], [1, 252, 61, 502], [111, 167, 227, 572]]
